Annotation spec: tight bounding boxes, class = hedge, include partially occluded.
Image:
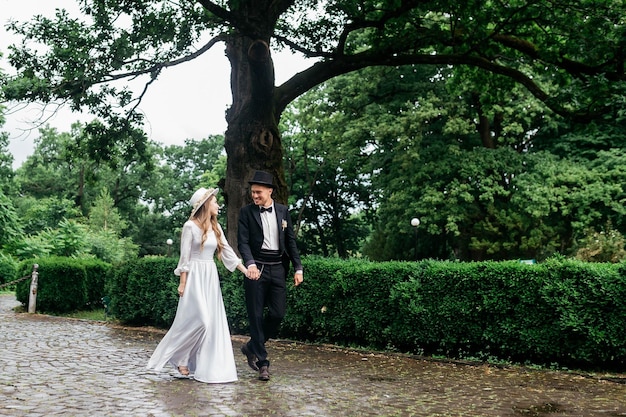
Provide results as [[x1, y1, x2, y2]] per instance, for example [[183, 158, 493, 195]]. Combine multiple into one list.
[[15, 257, 111, 313], [101, 256, 626, 371]]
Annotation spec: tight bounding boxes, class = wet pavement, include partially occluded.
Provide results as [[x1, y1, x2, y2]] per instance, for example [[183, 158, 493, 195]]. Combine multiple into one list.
[[1, 293, 626, 417]]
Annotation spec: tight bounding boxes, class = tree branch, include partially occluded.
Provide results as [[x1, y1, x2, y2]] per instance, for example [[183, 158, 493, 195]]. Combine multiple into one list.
[[269, 0, 297, 17], [491, 34, 623, 81], [336, 0, 427, 56], [194, 0, 234, 23], [100, 33, 227, 84], [272, 34, 333, 59], [275, 51, 602, 122]]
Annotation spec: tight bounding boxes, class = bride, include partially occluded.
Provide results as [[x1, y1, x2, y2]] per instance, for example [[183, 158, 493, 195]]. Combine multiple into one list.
[[147, 187, 248, 383]]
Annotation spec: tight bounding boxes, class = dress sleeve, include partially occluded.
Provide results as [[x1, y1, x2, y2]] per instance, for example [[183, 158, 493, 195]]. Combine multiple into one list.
[[174, 221, 194, 276], [218, 223, 243, 272]]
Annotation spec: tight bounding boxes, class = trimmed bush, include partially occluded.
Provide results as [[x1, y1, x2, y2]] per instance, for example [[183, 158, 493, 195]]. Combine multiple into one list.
[[541, 258, 626, 367], [14, 257, 111, 313], [106, 257, 179, 327], [15, 257, 88, 313], [283, 258, 626, 370], [388, 261, 557, 361], [106, 257, 244, 329], [104, 255, 626, 371], [81, 258, 112, 308]]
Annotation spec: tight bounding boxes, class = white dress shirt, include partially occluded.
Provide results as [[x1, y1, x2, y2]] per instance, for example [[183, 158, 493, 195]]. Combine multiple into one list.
[[260, 204, 279, 251]]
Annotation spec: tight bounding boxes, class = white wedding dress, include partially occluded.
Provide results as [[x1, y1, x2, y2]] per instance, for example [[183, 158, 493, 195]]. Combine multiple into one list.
[[147, 221, 239, 383]]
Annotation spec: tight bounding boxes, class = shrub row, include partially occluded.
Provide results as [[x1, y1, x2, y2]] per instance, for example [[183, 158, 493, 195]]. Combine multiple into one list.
[[105, 257, 180, 327], [15, 257, 110, 313], [283, 258, 626, 371], [15, 255, 626, 371], [109, 256, 626, 370], [105, 257, 248, 330]]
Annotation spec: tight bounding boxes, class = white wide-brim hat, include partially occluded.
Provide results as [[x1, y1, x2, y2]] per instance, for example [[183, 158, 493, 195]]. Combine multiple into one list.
[[189, 187, 218, 218]]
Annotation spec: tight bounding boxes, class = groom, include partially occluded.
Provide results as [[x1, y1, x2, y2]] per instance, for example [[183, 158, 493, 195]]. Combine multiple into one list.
[[237, 170, 304, 381]]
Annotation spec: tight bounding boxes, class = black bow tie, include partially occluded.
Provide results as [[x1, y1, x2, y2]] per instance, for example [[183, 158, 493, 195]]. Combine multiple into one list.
[[260, 206, 273, 213]]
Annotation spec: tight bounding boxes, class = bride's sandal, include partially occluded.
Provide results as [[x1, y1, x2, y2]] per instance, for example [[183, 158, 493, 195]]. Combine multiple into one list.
[[177, 366, 190, 376]]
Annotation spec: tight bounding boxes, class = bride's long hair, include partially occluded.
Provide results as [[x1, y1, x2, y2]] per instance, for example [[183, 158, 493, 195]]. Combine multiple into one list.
[[191, 195, 224, 259]]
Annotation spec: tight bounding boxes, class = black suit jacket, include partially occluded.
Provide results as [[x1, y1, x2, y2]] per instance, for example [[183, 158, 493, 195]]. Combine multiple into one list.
[[237, 202, 303, 273]]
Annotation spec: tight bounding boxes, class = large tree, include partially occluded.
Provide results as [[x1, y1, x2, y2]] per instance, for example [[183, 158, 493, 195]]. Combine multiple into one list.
[[281, 60, 626, 261], [3, 0, 625, 245]]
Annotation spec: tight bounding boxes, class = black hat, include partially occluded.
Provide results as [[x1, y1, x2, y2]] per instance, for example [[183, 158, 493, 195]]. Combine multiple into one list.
[[248, 170, 275, 188]]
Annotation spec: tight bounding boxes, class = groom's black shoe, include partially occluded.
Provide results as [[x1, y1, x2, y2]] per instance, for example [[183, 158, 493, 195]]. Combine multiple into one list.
[[241, 344, 259, 371], [258, 366, 270, 381]]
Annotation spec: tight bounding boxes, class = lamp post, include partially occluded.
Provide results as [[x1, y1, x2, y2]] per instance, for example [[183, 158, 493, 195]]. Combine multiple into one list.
[[411, 218, 420, 260], [166, 238, 173, 257]]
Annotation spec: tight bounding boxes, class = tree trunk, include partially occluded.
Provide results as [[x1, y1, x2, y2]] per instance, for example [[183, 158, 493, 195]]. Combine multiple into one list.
[[472, 93, 495, 149], [222, 35, 287, 248]]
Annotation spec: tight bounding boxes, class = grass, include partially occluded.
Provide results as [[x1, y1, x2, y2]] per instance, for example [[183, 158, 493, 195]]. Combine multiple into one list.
[[61, 309, 108, 321]]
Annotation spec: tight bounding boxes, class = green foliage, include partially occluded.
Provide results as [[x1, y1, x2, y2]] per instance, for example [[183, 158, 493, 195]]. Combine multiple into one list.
[[106, 256, 245, 329], [85, 189, 139, 263], [0, 252, 18, 286], [219, 263, 248, 333], [0, 128, 15, 197], [388, 261, 556, 360], [87, 188, 127, 234], [283, 257, 418, 348], [3, 2, 211, 153], [4, 124, 229, 261], [4, 1, 625, 247], [4, 0, 626, 265], [288, 257, 626, 370], [41, 219, 90, 257], [79, 257, 111, 308], [281, 85, 373, 257], [7, 174, 141, 263], [145, 136, 227, 225], [542, 258, 626, 365], [6, 220, 95, 260], [14, 196, 82, 235], [86, 230, 139, 264], [129, 135, 226, 256], [4, 234, 55, 260], [101, 254, 626, 371], [15, 257, 90, 313], [13, 123, 154, 229], [14, 127, 79, 201], [0, 191, 23, 245], [574, 222, 626, 263], [105, 257, 180, 327], [132, 212, 178, 258], [5, 214, 138, 265], [5, 0, 625, 126], [14, 256, 112, 309], [280, 257, 346, 341]]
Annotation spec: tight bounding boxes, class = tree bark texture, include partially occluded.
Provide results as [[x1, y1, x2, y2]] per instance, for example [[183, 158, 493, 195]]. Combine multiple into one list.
[[223, 35, 287, 247]]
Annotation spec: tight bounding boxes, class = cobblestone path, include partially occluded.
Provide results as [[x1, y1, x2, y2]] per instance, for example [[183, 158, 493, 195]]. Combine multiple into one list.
[[1, 294, 626, 416]]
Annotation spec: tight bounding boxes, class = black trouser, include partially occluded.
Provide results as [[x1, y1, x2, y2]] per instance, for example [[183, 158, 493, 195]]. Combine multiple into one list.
[[244, 262, 286, 368]]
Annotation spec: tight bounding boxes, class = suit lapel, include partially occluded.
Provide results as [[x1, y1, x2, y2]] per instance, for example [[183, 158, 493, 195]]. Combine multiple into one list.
[[275, 204, 285, 250], [252, 205, 262, 228]]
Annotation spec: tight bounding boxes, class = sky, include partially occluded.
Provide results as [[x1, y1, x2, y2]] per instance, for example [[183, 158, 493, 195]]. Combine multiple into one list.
[[0, 0, 311, 168]]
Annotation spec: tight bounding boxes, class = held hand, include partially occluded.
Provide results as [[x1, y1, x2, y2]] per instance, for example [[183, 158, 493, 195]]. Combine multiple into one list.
[[247, 264, 260, 280], [294, 272, 303, 286]]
